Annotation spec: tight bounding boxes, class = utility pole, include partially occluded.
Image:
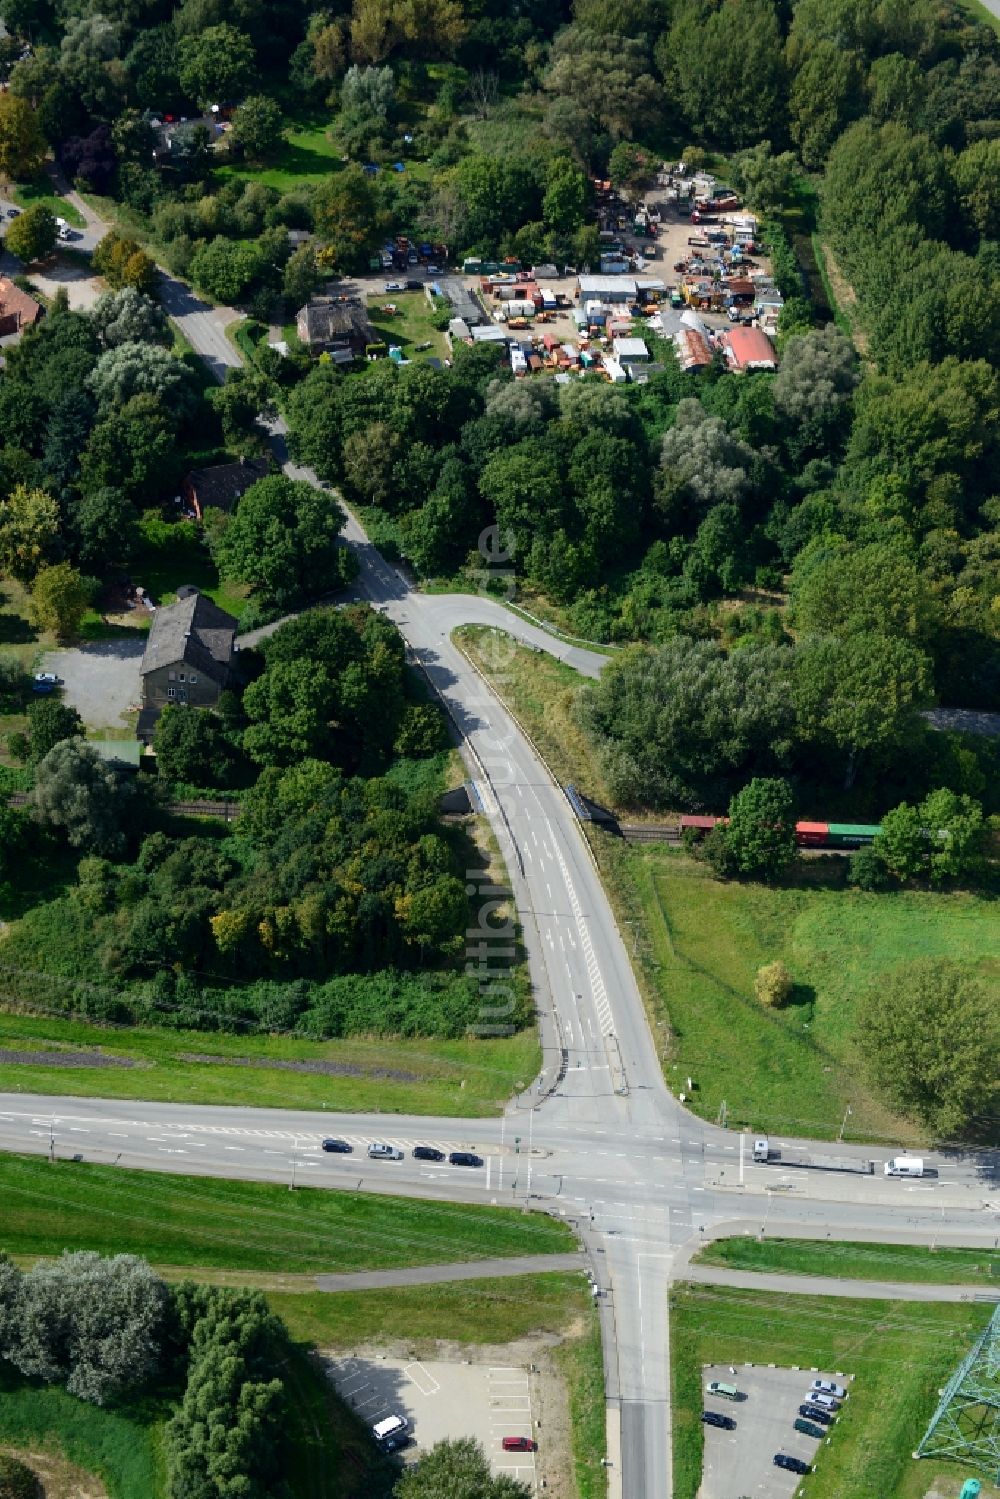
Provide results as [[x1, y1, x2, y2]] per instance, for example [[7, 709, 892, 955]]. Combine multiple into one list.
[[49, 1116, 55, 1164], [289, 1135, 299, 1191]]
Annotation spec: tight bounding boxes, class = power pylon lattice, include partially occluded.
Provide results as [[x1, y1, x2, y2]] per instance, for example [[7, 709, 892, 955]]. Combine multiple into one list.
[[916, 1302, 1000, 1481]]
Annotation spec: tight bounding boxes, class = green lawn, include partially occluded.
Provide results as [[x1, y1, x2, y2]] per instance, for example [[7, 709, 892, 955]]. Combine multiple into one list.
[[366, 290, 449, 359], [11, 177, 86, 227], [216, 114, 343, 192], [671, 1283, 993, 1499], [613, 846, 999, 1140], [0, 1151, 572, 1272], [695, 1237, 1000, 1286], [0, 579, 48, 671], [0, 1366, 165, 1499], [0, 1010, 541, 1116]]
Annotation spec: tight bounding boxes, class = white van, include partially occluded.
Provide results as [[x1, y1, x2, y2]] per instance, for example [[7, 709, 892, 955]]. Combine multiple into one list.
[[884, 1156, 925, 1178], [752, 1137, 769, 1163], [372, 1414, 409, 1449], [55, 216, 72, 241]]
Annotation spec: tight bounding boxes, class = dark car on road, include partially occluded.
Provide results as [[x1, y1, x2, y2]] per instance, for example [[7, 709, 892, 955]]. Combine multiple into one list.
[[774, 1454, 811, 1475], [412, 1146, 444, 1161], [701, 1411, 736, 1430], [449, 1151, 483, 1167], [794, 1418, 827, 1440], [322, 1138, 352, 1153], [799, 1403, 834, 1425]]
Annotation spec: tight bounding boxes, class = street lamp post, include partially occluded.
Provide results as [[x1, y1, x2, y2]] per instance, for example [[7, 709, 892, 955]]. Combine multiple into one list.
[[49, 1116, 55, 1164], [290, 1135, 299, 1191]]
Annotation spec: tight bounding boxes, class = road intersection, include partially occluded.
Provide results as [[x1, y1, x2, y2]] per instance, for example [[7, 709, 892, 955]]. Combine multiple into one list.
[[3, 197, 998, 1497]]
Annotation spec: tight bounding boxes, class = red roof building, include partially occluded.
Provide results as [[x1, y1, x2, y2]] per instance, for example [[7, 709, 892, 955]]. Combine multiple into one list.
[[0, 278, 42, 337], [720, 325, 778, 372]]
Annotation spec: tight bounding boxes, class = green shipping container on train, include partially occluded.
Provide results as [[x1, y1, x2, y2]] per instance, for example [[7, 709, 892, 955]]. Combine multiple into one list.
[[827, 823, 881, 842]]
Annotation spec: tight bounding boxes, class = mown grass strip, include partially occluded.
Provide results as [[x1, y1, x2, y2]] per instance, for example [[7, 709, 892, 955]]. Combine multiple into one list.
[[0, 1151, 573, 1272], [696, 1236, 1000, 1286]]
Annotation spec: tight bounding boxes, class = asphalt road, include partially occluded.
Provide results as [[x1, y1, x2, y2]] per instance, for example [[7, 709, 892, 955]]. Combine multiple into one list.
[[8, 185, 999, 1499]]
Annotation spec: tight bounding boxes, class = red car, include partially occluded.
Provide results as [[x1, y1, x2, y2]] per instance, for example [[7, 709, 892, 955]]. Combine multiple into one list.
[[501, 1437, 536, 1453]]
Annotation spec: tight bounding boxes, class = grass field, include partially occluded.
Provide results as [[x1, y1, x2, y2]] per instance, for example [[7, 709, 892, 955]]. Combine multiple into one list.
[[671, 1283, 992, 1499], [11, 178, 86, 226], [134, 511, 249, 619], [0, 579, 49, 671], [455, 627, 999, 1141], [366, 291, 449, 359], [216, 113, 342, 192], [0, 1365, 165, 1499], [0, 1009, 539, 1115], [612, 844, 999, 1140], [0, 1151, 573, 1272], [695, 1237, 1000, 1286]]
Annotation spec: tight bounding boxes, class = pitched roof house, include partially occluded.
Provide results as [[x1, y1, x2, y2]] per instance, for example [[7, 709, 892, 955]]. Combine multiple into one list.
[[0, 278, 42, 337], [139, 587, 237, 727], [182, 457, 270, 520], [720, 325, 778, 372], [296, 297, 372, 351]]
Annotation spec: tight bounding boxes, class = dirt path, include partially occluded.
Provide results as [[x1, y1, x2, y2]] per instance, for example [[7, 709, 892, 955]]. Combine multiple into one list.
[[815, 238, 871, 359], [0, 1447, 108, 1499]]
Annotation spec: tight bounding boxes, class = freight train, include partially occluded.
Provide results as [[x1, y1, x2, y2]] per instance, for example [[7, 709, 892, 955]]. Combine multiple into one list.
[[679, 816, 881, 849]]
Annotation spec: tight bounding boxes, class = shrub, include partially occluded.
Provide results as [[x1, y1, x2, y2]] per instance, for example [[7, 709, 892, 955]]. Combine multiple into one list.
[[754, 959, 793, 1008], [847, 844, 891, 891]]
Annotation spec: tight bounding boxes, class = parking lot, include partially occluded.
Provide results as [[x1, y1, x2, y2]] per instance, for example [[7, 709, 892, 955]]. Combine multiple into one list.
[[700, 1362, 849, 1498], [326, 1355, 539, 1489], [40, 638, 145, 730]]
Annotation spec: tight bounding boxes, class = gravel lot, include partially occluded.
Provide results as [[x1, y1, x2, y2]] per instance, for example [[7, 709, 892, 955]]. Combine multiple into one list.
[[701, 1362, 849, 1499], [41, 639, 145, 730], [28, 257, 104, 311]]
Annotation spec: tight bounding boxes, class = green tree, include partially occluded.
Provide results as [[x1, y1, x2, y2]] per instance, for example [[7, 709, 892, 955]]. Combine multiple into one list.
[[545, 26, 662, 142], [793, 632, 932, 785], [788, 42, 864, 167], [542, 155, 587, 235], [8, 697, 84, 764], [856, 959, 999, 1137], [873, 800, 925, 881], [29, 560, 91, 635], [230, 93, 284, 161], [91, 231, 157, 294], [90, 287, 168, 348], [665, 0, 786, 148], [608, 141, 654, 200], [154, 704, 236, 787], [73, 488, 138, 569], [214, 474, 353, 610], [312, 165, 378, 271], [754, 959, 793, 1007], [5, 203, 55, 264], [177, 23, 257, 110], [188, 237, 263, 303], [724, 776, 796, 879], [920, 788, 986, 885], [0, 91, 46, 179], [86, 341, 189, 410], [395, 1437, 532, 1498], [730, 140, 798, 213], [0, 484, 59, 582], [31, 737, 136, 855], [952, 138, 1000, 242]]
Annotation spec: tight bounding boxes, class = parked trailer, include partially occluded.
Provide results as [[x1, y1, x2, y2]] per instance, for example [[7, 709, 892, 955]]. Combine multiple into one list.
[[769, 1151, 876, 1175]]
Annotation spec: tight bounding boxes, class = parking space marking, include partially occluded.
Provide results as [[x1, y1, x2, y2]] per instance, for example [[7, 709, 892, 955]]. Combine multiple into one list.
[[405, 1362, 441, 1397]]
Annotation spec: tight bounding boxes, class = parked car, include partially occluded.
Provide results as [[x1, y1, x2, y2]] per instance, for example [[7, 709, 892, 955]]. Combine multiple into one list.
[[701, 1411, 735, 1430], [412, 1146, 444, 1161], [808, 1392, 840, 1411], [373, 1415, 409, 1450], [501, 1437, 536, 1452], [774, 1454, 811, 1475], [448, 1151, 482, 1167], [383, 281, 404, 292], [799, 1404, 834, 1425], [794, 1418, 827, 1440], [367, 1142, 404, 1160], [811, 1379, 847, 1399], [705, 1381, 740, 1400], [33, 672, 61, 686], [322, 1138, 352, 1153]]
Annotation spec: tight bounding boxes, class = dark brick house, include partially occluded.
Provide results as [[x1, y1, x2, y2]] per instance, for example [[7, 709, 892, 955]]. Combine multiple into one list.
[[138, 587, 237, 737], [182, 457, 270, 520]]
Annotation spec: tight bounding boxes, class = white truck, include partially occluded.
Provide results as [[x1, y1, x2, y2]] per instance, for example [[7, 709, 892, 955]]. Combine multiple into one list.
[[884, 1156, 925, 1178]]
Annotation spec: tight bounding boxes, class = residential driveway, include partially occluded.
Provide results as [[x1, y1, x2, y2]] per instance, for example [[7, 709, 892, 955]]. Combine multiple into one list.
[[700, 1362, 850, 1499], [325, 1355, 539, 1487], [41, 639, 145, 730], [29, 257, 103, 311]]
